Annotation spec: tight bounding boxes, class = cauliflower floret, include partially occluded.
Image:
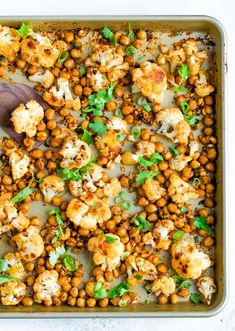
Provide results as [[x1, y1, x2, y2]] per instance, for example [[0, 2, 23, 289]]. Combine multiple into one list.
[[126, 256, 157, 286], [9, 150, 30, 180], [11, 100, 44, 138], [12, 225, 44, 262], [151, 276, 176, 297], [21, 31, 59, 67], [171, 238, 212, 279], [4, 252, 25, 279], [132, 61, 167, 103], [33, 270, 61, 304], [197, 276, 217, 305], [183, 39, 208, 75], [11, 211, 30, 232], [142, 178, 166, 201], [43, 77, 81, 110], [106, 117, 129, 132], [40, 175, 65, 203], [60, 135, 91, 170], [103, 178, 122, 198], [169, 155, 192, 171], [156, 108, 190, 145], [153, 219, 174, 250], [29, 70, 54, 89], [195, 82, 214, 97], [168, 174, 199, 203], [135, 141, 155, 157], [66, 193, 111, 229], [189, 139, 200, 156], [0, 280, 26, 305], [166, 48, 186, 73], [87, 233, 124, 271], [87, 68, 109, 92], [0, 26, 21, 61]]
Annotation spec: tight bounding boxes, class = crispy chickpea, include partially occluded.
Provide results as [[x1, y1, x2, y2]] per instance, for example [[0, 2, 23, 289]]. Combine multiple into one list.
[[85, 282, 95, 297], [158, 294, 168, 304], [182, 167, 194, 179], [205, 162, 215, 172], [60, 291, 68, 302], [52, 196, 62, 207], [47, 120, 57, 130], [168, 203, 178, 214], [47, 160, 57, 171], [67, 296, 76, 306], [163, 151, 172, 161], [141, 129, 151, 141], [19, 203, 29, 214], [77, 297, 86, 307], [122, 105, 133, 115], [114, 86, 124, 98], [70, 287, 79, 298], [137, 30, 147, 40], [106, 220, 116, 231], [158, 161, 168, 171], [16, 59, 26, 70], [156, 197, 167, 207], [99, 297, 109, 307], [120, 176, 129, 187], [64, 31, 74, 43], [138, 197, 149, 207], [31, 148, 43, 159], [157, 263, 168, 273], [170, 294, 179, 304], [204, 198, 215, 208], [87, 298, 96, 307], [74, 84, 83, 96], [70, 48, 81, 58], [2, 175, 12, 185], [45, 108, 55, 120], [205, 95, 213, 105], [37, 131, 48, 142], [146, 204, 157, 213], [26, 275, 35, 287], [199, 155, 208, 165], [203, 236, 215, 247], [120, 35, 130, 46], [207, 148, 217, 160], [155, 142, 164, 153], [25, 262, 34, 272], [22, 297, 33, 306], [178, 289, 189, 298], [71, 277, 82, 287], [106, 100, 117, 111]]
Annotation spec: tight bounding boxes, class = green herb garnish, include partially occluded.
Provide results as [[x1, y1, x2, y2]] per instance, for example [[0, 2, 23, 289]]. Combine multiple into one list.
[[136, 170, 159, 184], [134, 274, 143, 280], [134, 215, 152, 232], [109, 282, 129, 298], [172, 230, 185, 242], [93, 282, 107, 300], [79, 65, 87, 76], [89, 118, 107, 136], [0, 259, 8, 273], [11, 173, 40, 203], [102, 27, 116, 45], [185, 115, 197, 125], [137, 97, 152, 112], [117, 134, 126, 142], [63, 255, 78, 272], [180, 206, 188, 214], [170, 146, 179, 157], [49, 208, 65, 243], [58, 50, 69, 64], [180, 101, 190, 115], [138, 152, 163, 167], [126, 45, 137, 56], [173, 86, 187, 93], [178, 64, 190, 80], [0, 276, 17, 284], [56, 158, 94, 182], [77, 127, 93, 145], [106, 236, 118, 243], [114, 191, 133, 211], [131, 125, 141, 139], [16, 23, 31, 37], [193, 216, 212, 233], [172, 275, 192, 290], [128, 22, 134, 41], [190, 293, 201, 304]]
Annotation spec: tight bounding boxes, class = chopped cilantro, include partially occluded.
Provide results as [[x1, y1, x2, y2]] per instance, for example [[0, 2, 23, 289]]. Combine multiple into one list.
[[193, 216, 212, 233], [190, 293, 201, 304], [93, 282, 107, 300], [170, 146, 179, 157], [126, 45, 137, 56], [137, 97, 152, 112], [180, 101, 190, 115], [106, 236, 118, 243], [114, 191, 133, 211], [109, 282, 129, 298], [63, 255, 78, 272], [180, 206, 188, 214], [0, 259, 8, 273], [136, 170, 159, 184], [16, 23, 31, 37], [128, 22, 134, 41], [77, 127, 93, 145], [178, 64, 190, 80], [79, 65, 87, 76], [134, 274, 143, 280], [172, 275, 192, 290], [102, 27, 116, 45], [117, 134, 126, 142], [89, 118, 107, 136], [173, 85, 187, 93], [0, 276, 17, 284], [134, 215, 152, 232], [185, 115, 197, 125], [58, 50, 69, 64]]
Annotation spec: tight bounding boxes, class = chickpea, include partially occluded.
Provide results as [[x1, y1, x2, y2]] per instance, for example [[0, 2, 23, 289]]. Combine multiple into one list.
[[170, 294, 179, 304], [190, 160, 200, 169], [47, 160, 57, 171], [204, 198, 215, 208], [122, 105, 133, 115], [114, 86, 124, 98], [70, 287, 79, 298], [120, 35, 130, 46], [199, 155, 208, 165], [157, 54, 166, 65], [120, 176, 129, 187], [156, 173, 165, 185], [106, 220, 116, 231], [28, 65, 38, 75], [45, 108, 55, 120], [207, 148, 217, 160], [2, 175, 12, 185], [158, 294, 168, 304], [31, 148, 43, 159], [156, 198, 167, 207], [99, 297, 109, 307], [37, 257, 45, 266], [168, 203, 178, 214], [25, 262, 34, 272], [64, 31, 74, 43], [158, 162, 168, 171], [138, 197, 149, 207], [146, 204, 157, 213], [19, 203, 29, 214], [141, 129, 151, 141], [157, 263, 168, 273], [163, 151, 172, 161], [26, 275, 35, 287], [203, 236, 215, 247], [182, 167, 194, 179], [74, 84, 83, 96], [137, 30, 147, 40], [67, 296, 76, 306], [70, 48, 81, 58], [205, 95, 213, 105], [52, 196, 62, 207], [85, 282, 95, 297], [155, 142, 164, 153], [87, 298, 96, 307], [47, 120, 57, 130], [77, 297, 86, 307], [60, 291, 68, 302], [22, 297, 33, 306], [71, 277, 82, 287], [106, 100, 117, 111], [36, 131, 48, 141], [178, 289, 189, 298]]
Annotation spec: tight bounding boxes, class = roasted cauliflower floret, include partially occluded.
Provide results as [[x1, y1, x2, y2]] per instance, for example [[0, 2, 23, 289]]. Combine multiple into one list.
[[12, 225, 44, 262], [4, 252, 25, 279], [189, 138, 200, 156], [0, 280, 26, 305], [197, 276, 217, 305], [166, 49, 186, 73], [60, 135, 91, 170], [87, 233, 124, 271], [66, 193, 111, 229], [169, 155, 192, 171], [21, 31, 59, 67], [0, 26, 21, 61], [151, 276, 176, 297], [29, 70, 54, 89], [9, 150, 30, 180], [33, 270, 61, 304], [142, 178, 166, 201], [106, 117, 129, 132], [43, 77, 80, 110], [171, 238, 212, 279], [40, 175, 65, 203], [168, 174, 199, 203], [132, 61, 167, 103], [183, 39, 208, 75], [156, 108, 190, 145], [126, 256, 157, 286], [11, 100, 44, 138], [103, 178, 122, 198], [153, 219, 174, 250], [135, 141, 155, 157], [87, 67, 109, 92], [195, 82, 215, 97], [11, 212, 30, 232]]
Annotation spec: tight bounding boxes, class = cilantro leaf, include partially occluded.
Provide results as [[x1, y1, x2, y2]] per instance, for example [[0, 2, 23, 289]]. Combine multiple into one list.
[[109, 282, 129, 298], [131, 126, 141, 139], [180, 101, 190, 115], [173, 85, 187, 93], [128, 22, 134, 41], [63, 255, 78, 272], [11, 186, 32, 204], [137, 156, 154, 167], [185, 115, 197, 125], [79, 65, 87, 76], [56, 168, 82, 181], [172, 275, 192, 290], [58, 50, 69, 64], [172, 230, 185, 241], [138, 153, 163, 167], [178, 64, 190, 80], [134, 215, 152, 232], [170, 146, 179, 157], [126, 45, 137, 56], [180, 206, 188, 214], [89, 118, 107, 136], [16, 23, 31, 37], [93, 282, 107, 299], [190, 293, 201, 304], [193, 216, 212, 233], [0, 259, 8, 273], [136, 170, 159, 184], [0, 275, 17, 284], [106, 236, 118, 243], [102, 27, 116, 45], [77, 127, 93, 145], [137, 97, 152, 112], [150, 152, 163, 164]]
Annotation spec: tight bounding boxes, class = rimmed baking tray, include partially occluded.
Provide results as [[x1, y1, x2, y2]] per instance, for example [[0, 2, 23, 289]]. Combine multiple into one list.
[[0, 15, 227, 318]]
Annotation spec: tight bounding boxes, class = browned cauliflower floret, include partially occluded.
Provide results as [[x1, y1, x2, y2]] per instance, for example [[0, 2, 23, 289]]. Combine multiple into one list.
[[9, 150, 30, 180], [142, 178, 166, 201], [87, 67, 109, 92], [33, 270, 61, 304], [183, 39, 208, 75], [21, 31, 59, 67], [197, 276, 217, 305], [60, 135, 91, 170], [135, 141, 155, 157], [152, 219, 174, 250], [66, 193, 111, 229], [171, 238, 212, 279], [11, 100, 44, 138], [106, 117, 129, 132], [0, 26, 21, 61], [103, 178, 122, 198], [29, 70, 54, 89], [156, 108, 190, 145], [168, 174, 199, 203], [43, 78, 80, 110], [4, 252, 25, 279], [85, 46, 129, 82], [0, 280, 26, 305], [126, 256, 157, 286], [189, 138, 200, 156], [195, 82, 215, 97], [151, 276, 176, 297], [169, 155, 192, 171], [11, 212, 30, 232], [12, 225, 44, 262], [87, 233, 124, 271], [132, 61, 167, 103], [166, 48, 186, 73], [39, 175, 65, 203]]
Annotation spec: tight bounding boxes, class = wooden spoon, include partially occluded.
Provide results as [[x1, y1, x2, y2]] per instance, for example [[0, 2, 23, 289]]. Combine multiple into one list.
[[0, 83, 49, 145]]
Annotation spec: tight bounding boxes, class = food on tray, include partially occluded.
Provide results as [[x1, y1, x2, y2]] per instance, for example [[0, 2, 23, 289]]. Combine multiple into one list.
[[0, 23, 217, 308]]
